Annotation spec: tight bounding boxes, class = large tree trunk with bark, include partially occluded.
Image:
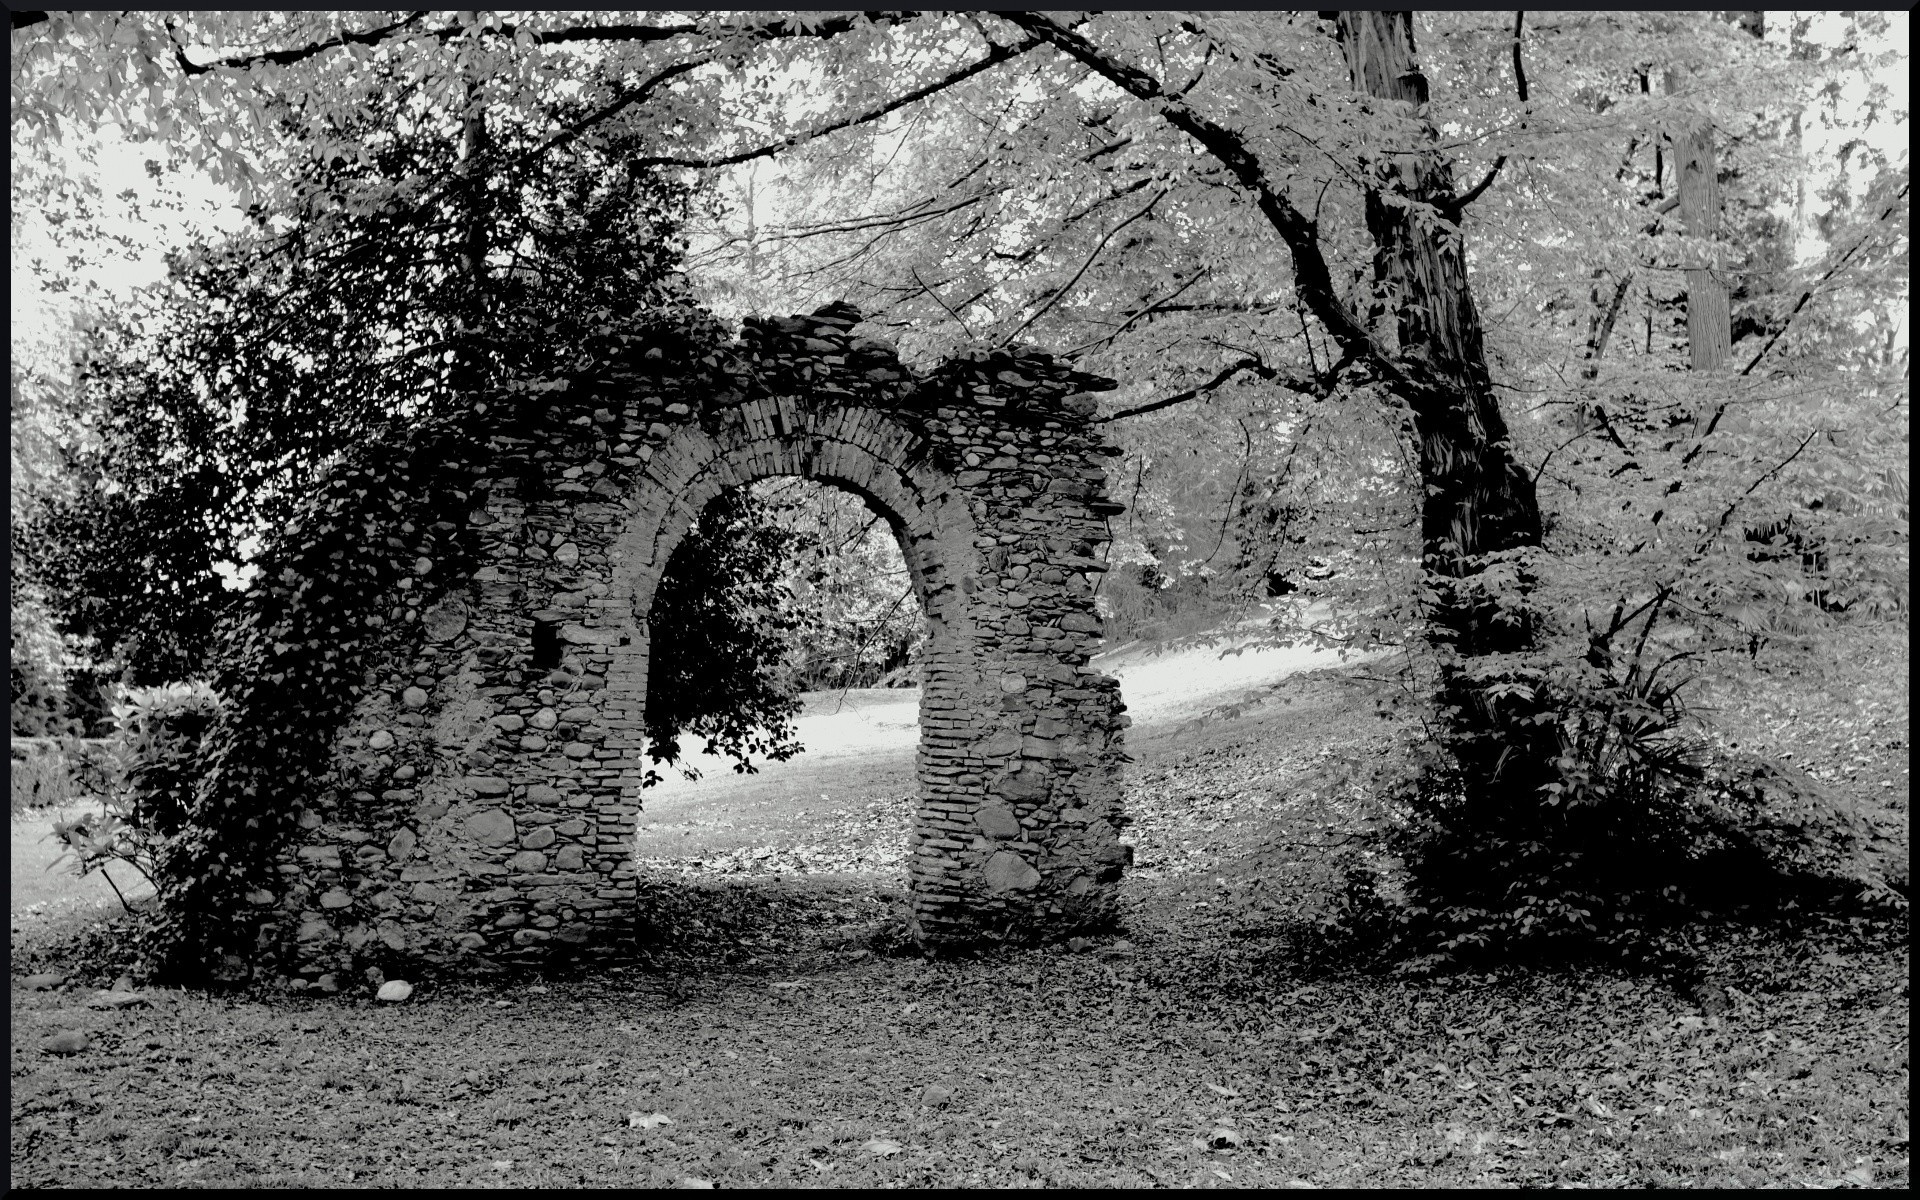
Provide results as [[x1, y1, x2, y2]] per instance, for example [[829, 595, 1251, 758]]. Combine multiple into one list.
[[1007, 10, 1553, 802], [1666, 65, 1732, 372], [1333, 11, 1552, 796], [1335, 12, 1543, 625]]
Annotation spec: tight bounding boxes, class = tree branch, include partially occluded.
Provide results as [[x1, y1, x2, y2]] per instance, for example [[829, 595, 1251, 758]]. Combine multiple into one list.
[[911, 267, 974, 337], [169, 11, 894, 76], [172, 12, 430, 76], [530, 58, 711, 161], [1704, 428, 1824, 548], [1444, 12, 1528, 220], [633, 36, 1042, 172], [1582, 270, 1633, 377], [999, 12, 1408, 394], [1060, 268, 1208, 359], [1203, 415, 1256, 566], [999, 187, 1166, 347], [1100, 356, 1328, 424], [1741, 182, 1909, 376]]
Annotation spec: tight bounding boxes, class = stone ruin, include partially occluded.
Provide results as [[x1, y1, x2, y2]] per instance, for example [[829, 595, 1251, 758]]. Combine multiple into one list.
[[265, 304, 1134, 975]]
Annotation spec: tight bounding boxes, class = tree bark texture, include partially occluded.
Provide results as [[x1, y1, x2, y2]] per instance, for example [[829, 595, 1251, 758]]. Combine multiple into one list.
[[1334, 11, 1543, 656], [1664, 66, 1732, 372]]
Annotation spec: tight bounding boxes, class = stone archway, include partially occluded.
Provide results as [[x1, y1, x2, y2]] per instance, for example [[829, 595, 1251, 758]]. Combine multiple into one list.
[[266, 305, 1132, 972]]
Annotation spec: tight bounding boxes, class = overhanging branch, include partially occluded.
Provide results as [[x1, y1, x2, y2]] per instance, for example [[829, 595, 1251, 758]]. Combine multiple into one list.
[[1100, 356, 1334, 423], [999, 187, 1166, 347], [998, 12, 1409, 397], [168, 11, 896, 76], [633, 36, 1042, 173]]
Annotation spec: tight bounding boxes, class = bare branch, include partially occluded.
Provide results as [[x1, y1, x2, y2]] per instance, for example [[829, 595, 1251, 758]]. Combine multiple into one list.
[[633, 36, 1042, 173], [170, 11, 430, 75], [1101, 356, 1329, 424], [1203, 415, 1255, 566], [999, 188, 1166, 347], [170, 11, 892, 76], [1060, 269, 1207, 359], [530, 58, 710, 161], [912, 267, 975, 337], [1582, 271, 1634, 376], [1704, 428, 1825, 548]]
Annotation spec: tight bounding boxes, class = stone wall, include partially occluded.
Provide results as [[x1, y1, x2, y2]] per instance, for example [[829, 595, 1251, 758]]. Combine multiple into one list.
[[257, 305, 1132, 979]]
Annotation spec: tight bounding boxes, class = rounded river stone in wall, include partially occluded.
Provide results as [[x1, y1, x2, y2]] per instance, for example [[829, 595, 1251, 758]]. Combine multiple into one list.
[[983, 851, 1042, 894], [975, 802, 1022, 840], [978, 729, 1023, 757], [521, 826, 556, 850], [423, 597, 468, 642], [387, 827, 418, 862], [465, 809, 516, 847]]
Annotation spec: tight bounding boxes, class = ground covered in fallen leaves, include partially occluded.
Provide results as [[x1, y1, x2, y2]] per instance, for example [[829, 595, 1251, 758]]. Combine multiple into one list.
[[10, 665, 1909, 1189]]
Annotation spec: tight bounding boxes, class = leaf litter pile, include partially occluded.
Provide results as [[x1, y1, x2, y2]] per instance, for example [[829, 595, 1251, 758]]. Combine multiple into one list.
[[11, 669, 1908, 1188]]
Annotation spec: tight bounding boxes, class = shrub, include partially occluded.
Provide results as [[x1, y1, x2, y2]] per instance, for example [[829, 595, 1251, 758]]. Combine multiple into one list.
[[48, 681, 222, 914], [1320, 593, 1902, 972], [12, 740, 80, 816]]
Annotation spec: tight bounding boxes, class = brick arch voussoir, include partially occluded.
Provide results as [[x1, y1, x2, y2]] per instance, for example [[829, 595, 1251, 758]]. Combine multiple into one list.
[[613, 408, 965, 633]]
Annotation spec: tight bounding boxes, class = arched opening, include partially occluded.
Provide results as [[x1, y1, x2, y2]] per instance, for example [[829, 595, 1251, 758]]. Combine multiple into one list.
[[636, 475, 930, 836]]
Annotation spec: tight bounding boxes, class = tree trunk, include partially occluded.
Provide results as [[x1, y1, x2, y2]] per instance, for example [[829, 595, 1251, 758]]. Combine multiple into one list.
[[1334, 13, 1543, 648], [1666, 66, 1731, 371], [1007, 9, 1552, 800], [1332, 11, 1554, 801]]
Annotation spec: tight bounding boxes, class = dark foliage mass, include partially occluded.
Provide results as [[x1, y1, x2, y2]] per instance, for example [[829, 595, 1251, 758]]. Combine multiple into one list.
[[645, 488, 812, 782], [9, 58, 836, 976], [12, 55, 797, 762]]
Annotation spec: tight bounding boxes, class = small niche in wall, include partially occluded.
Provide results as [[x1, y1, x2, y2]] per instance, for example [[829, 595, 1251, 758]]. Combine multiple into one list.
[[531, 617, 563, 670]]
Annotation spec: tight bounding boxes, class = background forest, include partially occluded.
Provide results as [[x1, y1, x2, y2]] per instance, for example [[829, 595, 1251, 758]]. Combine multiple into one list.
[[7, 11, 1908, 1189], [10, 10, 1908, 963]]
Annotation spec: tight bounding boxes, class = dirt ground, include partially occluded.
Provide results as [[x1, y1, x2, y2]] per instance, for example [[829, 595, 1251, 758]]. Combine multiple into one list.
[[631, 636, 1370, 863], [9, 638, 1907, 1189]]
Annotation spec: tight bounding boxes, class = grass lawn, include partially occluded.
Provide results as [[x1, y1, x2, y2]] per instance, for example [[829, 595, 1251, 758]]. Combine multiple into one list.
[[10, 653, 1908, 1189]]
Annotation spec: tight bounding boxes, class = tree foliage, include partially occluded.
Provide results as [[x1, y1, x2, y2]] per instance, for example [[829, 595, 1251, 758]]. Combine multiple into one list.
[[10, 10, 1908, 968]]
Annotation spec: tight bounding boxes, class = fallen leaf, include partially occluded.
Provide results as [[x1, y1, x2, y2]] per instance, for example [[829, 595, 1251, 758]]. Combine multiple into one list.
[[922, 1082, 955, 1107]]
